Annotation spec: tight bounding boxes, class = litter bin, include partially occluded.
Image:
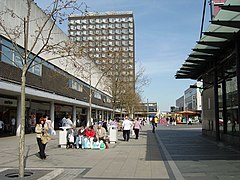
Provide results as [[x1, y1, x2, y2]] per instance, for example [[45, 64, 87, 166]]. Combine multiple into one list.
[[58, 127, 70, 148], [109, 125, 118, 143]]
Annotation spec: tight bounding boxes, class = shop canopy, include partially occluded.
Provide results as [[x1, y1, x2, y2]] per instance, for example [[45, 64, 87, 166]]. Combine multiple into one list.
[[177, 111, 200, 115], [175, 0, 240, 80]]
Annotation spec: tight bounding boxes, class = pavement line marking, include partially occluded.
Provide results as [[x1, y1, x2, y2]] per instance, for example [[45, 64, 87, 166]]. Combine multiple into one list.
[[37, 168, 64, 180], [155, 132, 185, 180]]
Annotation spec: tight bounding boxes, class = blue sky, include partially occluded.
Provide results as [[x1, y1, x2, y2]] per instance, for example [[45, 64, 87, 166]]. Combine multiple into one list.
[[36, 0, 210, 111]]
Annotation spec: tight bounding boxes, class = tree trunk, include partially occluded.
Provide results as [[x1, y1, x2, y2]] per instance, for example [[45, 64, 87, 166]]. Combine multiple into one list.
[[88, 88, 92, 126], [19, 68, 27, 178]]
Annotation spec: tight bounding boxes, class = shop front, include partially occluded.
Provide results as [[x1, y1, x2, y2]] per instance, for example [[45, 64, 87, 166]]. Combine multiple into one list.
[[175, 0, 240, 146]]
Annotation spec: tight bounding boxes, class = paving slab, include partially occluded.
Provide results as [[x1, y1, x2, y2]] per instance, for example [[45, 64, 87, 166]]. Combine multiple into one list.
[[0, 124, 169, 179]]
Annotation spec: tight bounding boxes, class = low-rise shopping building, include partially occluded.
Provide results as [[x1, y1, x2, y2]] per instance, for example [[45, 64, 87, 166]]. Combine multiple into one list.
[[0, 0, 113, 136]]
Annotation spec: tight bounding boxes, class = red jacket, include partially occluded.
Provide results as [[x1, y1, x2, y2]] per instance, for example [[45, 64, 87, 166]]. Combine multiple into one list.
[[85, 129, 95, 138]]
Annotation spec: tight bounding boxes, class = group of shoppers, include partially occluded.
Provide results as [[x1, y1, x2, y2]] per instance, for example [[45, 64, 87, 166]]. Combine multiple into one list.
[[0, 116, 16, 135], [66, 121, 109, 150], [34, 115, 145, 160]]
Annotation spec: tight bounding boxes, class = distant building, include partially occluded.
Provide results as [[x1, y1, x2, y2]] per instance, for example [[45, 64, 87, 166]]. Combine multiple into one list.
[[175, 82, 202, 113], [184, 82, 202, 111], [176, 96, 184, 111], [170, 106, 176, 112], [134, 102, 158, 118]]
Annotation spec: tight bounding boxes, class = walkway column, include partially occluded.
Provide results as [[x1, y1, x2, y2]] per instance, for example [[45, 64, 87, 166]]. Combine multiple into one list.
[[95, 109, 98, 121], [214, 65, 220, 141], [73, 105, 76, 126], [87, 108, 90, 127], [50, 101, 55, 129], [236, 39, 240, 126], [106, 111, 109, 123], [222, 80, 227, 134], [101, 110, 103, 121], [16, 96, 21, 136]]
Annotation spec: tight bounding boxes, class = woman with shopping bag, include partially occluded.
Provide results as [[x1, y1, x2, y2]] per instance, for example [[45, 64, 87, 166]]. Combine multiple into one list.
[[35, 116, 50, 160]]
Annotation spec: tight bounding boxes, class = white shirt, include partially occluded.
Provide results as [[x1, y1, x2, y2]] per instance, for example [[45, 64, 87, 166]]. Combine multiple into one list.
[[62, 117, 67, 126], [46, 119, 53, 129], [0, 120, 4, 129], [11, 118, 16, 126], [65, 118, 73, 127], [122, 119, 132, 130]]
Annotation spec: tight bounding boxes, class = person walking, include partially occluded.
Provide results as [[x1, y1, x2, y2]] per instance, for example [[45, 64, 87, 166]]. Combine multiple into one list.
[[152, 116, 156, 133], [35, 117, 49, 160], [133, 118, 141, 139], [65, 115, 73, 127], [45, 116, 55, 135], [122, 116, 132, 141], [11, 116, 16, 135]]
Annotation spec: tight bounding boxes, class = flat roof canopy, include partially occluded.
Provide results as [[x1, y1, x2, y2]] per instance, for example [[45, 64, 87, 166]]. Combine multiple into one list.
[[175, 0, 240, 80]]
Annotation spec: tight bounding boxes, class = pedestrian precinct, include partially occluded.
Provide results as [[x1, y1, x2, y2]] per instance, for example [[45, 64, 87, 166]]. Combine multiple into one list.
[[35, 117, 49, 160], [122, 116, 132, 141], [133, 118, 141, 139]]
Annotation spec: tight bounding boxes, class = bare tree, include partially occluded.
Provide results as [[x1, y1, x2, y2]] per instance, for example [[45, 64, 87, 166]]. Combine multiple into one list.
[[67, 48, 116, 125], [0, 0, 87, 177], [111, 62, 149, 118]]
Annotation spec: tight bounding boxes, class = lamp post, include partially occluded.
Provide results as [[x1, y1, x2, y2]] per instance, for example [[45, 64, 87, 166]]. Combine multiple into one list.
[[147, 98, 149, 122], [88, 62, 92, 126]]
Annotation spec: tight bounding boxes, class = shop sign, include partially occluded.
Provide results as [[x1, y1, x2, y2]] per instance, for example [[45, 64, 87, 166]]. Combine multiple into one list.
[[0, 97, 17, 107], [0, 97, 30, 107]]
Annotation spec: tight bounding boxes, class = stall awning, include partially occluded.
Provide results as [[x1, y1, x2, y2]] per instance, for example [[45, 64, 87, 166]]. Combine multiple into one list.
[[175, 0, 240, 80]]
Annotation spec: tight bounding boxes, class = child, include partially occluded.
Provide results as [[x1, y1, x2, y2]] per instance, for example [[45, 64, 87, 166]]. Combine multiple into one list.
[[67, 127, 75, 149]]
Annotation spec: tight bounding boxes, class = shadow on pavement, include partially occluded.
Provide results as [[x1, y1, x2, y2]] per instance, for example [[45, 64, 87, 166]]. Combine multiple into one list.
[[156, 128, 240, 161]]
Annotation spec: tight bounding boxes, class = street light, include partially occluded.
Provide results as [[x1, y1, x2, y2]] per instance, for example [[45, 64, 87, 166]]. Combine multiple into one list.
[[147, 98, 149, 122]]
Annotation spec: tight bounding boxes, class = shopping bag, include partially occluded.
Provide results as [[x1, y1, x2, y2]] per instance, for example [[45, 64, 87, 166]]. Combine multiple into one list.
[[83, 138, 91, 149], [41, 133, 51, 144], [69, 135, 74, 143], [99, 140, 105, 150], [51, 129, 56, 135], [92, 141, 100, 150]]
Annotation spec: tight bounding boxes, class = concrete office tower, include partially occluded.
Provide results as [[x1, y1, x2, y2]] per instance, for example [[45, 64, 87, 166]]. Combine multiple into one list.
[[68, 11, 135, 89]]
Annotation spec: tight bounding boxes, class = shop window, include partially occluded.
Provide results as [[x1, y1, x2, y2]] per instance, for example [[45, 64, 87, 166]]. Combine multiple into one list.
[[1, 39, 42, 76], [94, 91, 101, 99], [68, 79, 83, 92], [14, 51, 23, 68], [226, 76, 239, 133], [1, 45, 13, 63]]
